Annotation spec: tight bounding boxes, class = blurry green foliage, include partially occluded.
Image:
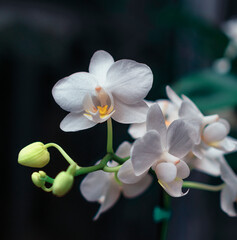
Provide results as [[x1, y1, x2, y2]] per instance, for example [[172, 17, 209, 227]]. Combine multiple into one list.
[[172, 70, 237, 112], [151, 4, 229, 59]]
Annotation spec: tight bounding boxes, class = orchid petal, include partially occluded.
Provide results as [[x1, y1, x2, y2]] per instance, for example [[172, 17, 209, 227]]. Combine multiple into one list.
[[60, 112, 97, 132], [155, 162, 177, 183], [89, 50, 114, 85], [112, 98, 148, 123], [203, 122, 228, 143], [146, 103, 167, 147], [220, 185, 237, 217], [131, 130, 163, 176], [52, 72, 97, 112], [179, 100, 202, 119], [159, 178, 189, 197], [220, 157, 237, 187], [192, 144, 204, 159], [93, 178, 121, 220], [214, 137, 237, 152], [167, 119, 193, 158], [105, 60, 153, 104], [166, 86, 182, 107], [128, 122, 146, 139], [176, 160, 190, 179], [115, 141, 132, 158], [80, 170, 110, 202], [118, 159, 148, 184], [122, 175, 152, 198]]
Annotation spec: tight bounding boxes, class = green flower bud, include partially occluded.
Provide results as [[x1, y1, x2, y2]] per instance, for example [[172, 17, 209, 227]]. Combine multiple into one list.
[[52, 164, 76, 197], [31, 172, 45, 188], [18, 142, 50, 168]]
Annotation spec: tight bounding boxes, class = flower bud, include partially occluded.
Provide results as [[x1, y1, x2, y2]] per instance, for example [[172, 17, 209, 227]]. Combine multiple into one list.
[[52, 165, 76, 197], [18, 142, 50, 168], [31, 172, 45, 188]]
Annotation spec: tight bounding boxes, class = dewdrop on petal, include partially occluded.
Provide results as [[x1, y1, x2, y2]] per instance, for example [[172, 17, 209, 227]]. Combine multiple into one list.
[[52, 164, 77, 197], [18, 142, 50, 168]]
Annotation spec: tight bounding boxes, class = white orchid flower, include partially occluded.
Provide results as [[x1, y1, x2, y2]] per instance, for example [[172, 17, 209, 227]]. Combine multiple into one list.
[[130, 103, 193, 197], [167, 86, 237, 157], [184, 148, 224, 176], [52, 50, 153, 131], [219, 157, 237, 217], [80, 142, 152, 220], [128, 99, 179, 139]]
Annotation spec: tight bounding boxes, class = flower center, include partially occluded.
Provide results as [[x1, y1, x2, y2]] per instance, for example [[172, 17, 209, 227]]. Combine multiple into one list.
[[83, 86, 114, 120], [97, 105, 109, 116]]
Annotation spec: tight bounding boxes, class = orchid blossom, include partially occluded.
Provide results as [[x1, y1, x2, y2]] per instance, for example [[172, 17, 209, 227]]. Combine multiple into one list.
[[80, 142, 152, 220], [130, 103, 193, 197], [52, 50, 153, 131], [128, 99, 179, 139], [167, 86, 237, 154]]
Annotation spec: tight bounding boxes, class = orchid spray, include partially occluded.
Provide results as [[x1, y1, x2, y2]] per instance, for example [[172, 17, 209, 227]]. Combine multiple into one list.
[[18, 50, 237, 239]]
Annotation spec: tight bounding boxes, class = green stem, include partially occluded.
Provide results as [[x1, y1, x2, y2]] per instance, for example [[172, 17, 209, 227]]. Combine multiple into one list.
[[103, 165, 122, 172], [75, 154, 112, 176], [45, 143, 80, 169], [107, 118, 114, 154], [160, 192, 171, 240], [182, 181, 225, 192], [111, 153, 129, 164]]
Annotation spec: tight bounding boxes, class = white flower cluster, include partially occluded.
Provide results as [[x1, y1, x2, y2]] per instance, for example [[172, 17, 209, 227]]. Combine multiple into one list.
[[52, 50, 237, 219]]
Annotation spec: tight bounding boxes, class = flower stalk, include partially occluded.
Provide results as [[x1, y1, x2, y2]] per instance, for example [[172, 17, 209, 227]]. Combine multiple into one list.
[[107, 118, 114, 154], [45, 143, 80, 170], [182, 181, 225, 192]]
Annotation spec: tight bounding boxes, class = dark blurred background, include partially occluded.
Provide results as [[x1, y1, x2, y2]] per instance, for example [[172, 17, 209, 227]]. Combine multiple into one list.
[[3, 0, 237, 239]]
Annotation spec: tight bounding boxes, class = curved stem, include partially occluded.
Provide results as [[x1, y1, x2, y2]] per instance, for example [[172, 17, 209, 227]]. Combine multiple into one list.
[[182, 181, 225, 192], [103, 165, 122, 172], [45, 143, 80, 169], [107, 118, 114, 154], [111, 153, 129, 164], [75, 154, 112, 176]]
